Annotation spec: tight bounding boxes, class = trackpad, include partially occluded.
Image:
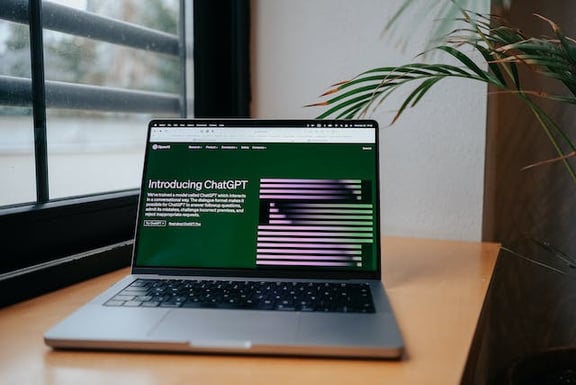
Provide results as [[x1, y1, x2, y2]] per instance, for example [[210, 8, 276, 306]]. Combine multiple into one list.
[[149, 309, 299, 345]]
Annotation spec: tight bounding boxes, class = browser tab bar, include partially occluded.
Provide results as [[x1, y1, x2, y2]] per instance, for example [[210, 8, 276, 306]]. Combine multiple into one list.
[[150, 126, 375, 144]]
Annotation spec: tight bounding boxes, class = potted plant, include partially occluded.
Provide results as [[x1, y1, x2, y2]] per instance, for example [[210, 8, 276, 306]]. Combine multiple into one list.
[[308, 7, 576, 385]]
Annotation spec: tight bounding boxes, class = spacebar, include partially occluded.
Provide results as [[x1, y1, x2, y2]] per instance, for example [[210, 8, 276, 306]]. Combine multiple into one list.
[[174, 301, 288, 311], [177, 302, 261, 310]]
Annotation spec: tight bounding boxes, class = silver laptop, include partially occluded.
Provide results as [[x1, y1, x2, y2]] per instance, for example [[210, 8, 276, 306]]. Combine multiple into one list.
[[44, 119, 404, 359]]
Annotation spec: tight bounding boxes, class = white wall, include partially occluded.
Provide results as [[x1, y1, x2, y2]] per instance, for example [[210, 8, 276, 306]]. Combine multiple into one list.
[[251, 0, 488, 241]]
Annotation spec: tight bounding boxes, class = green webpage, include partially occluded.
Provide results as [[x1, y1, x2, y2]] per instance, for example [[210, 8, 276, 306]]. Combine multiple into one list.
[[134, 139, 378, 272]]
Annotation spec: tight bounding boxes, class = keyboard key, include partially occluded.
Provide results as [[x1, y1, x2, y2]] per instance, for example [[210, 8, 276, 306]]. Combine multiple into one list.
[[141, 301, 160, 307], [124, 300, 143, 307], [104, 299, 125, 307]]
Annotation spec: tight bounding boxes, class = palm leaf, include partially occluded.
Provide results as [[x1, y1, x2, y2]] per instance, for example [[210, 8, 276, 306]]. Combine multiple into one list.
[[309, 11, 576, 181], [435, 45, 493, 82], [475, 44, 507, 86], [391, 77, 443, 123]]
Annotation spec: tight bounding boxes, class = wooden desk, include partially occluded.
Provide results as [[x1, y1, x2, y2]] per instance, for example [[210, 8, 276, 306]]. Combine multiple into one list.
[[0, 237, 499, 385]]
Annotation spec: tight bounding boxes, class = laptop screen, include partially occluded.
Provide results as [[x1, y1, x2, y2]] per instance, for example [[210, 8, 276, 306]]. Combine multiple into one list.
[[133, 119, 380, 278]]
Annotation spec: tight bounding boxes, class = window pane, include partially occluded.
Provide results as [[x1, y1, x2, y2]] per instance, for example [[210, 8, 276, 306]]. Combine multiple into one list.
[[42, 0, 182, 200], [0, 22, 31, 78], [0, 113, 36, 206], [0, 20, 36, 206], [46, 112, 148, 199], [43, 30, 180, 92]]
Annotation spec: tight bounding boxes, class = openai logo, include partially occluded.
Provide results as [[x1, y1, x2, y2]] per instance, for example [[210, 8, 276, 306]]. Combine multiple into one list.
[[152, 144, 158, 150]]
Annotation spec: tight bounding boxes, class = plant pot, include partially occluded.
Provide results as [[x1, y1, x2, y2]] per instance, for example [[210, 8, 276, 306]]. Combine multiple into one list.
[[506, 347, 576, 385]]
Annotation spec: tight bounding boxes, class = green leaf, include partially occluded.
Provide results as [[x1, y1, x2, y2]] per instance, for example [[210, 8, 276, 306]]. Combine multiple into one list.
[[475, 44, 507, 87], [391, 77, 442, 123], [436, 45, 490, 81], [315, 92, 378, 119]]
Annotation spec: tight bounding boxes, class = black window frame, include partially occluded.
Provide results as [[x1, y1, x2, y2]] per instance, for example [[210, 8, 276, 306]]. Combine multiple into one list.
[[0, 0, 250, 307]]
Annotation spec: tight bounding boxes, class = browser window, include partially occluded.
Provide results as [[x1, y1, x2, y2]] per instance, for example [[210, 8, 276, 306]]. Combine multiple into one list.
[[134, 120, 379, 273]]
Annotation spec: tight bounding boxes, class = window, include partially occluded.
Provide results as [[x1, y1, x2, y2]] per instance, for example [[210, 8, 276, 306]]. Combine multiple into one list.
[[0, 0, 250, 306], [1, 0, 188, 206]]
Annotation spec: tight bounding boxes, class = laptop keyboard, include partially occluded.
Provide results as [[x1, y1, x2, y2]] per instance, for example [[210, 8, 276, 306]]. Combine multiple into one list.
[[104, 278, 375, 313]]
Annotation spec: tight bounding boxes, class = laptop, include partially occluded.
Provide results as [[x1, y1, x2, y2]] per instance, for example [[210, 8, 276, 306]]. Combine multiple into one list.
[[44, 119, 404, 359]]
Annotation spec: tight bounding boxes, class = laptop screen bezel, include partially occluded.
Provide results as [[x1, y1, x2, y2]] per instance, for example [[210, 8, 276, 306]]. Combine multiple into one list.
[[131, 119, 382, 280]]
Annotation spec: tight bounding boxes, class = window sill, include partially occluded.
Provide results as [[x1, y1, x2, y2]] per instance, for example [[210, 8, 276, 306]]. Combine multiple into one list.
[[0, 240, 132, 307]]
